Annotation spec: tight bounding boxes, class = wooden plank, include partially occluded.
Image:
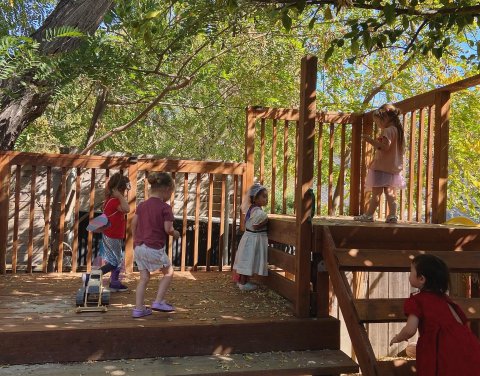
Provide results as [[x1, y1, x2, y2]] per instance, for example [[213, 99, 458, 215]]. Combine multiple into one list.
[[218, 174, 225, 271], [264, 269, 296, 303], [27, 165, 37, 273], [12, 165, 21, 273], [267, 216, 296, 245], [431, 91, 450, 223], [356, 297, 480, 322], [407, 111, 416, 221], [260, 118, 265, 184], [339, 124, 346, 215], [57, 168, 67, 273], [322, 226, 380, 375], [282, 120, 289, 214], [425, 106, 434, 223], [86, 169, 96, 273], [416, 108, 425, 222], [71, 168, 81, 273], [349, 118, 362, 215], [206, 174, 214, 271], [230, 175, 239, 268], [193, 173, 201, 271], [336, 248, 480, 272], [328, 123, 334, 215], [294, 55, 317, 317], [248, 106, 361, 124], [268, 247, 295, 274], [0, 154, 10, 274], [42, 167, 52, 273], [181, 173, 188, 272], [168, 172, 176, 261], [138, 159, 246, 175], [271, 119, 277, 214], [316, 123, 323, 215]]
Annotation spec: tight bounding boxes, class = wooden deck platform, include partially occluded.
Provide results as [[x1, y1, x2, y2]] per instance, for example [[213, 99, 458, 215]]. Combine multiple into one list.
[[0, 272, 342, 367]]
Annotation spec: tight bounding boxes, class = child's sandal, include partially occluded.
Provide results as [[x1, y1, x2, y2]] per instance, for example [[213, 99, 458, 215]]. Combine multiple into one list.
[[385, 215, 398, 224], [353, 214, 374, 222]]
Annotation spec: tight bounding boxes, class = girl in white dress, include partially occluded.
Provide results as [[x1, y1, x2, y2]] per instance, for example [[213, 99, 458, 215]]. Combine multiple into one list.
[[233, 183, 269, 291]]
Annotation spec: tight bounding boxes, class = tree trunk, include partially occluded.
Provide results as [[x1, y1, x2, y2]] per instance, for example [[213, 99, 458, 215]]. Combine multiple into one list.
[[0, 0, 114, 151]]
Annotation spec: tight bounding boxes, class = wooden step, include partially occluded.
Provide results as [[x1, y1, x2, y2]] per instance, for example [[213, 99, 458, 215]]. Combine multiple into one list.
[[0, 350, 359, 375]]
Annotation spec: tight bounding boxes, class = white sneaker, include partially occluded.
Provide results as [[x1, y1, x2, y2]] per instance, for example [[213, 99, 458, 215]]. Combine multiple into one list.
[[237, 282, 257, 291]]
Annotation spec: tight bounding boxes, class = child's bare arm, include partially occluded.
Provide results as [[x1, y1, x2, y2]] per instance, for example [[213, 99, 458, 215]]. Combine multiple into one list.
[[362, 135, 389, 151], [112, 189, 130, 213], [164, 220, 180, 240], [131, 214, 138, 241], [390, 314, 419, 346]]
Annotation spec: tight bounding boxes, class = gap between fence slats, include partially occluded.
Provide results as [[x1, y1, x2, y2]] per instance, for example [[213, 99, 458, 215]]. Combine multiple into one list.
[[271, 119, 277, 214], [260, 118, 265, 184], [408, 111, 416, 221], [71, 168, 81, 273], [328, 124, 335, 215], [316, 123, 323, 215], [416, 108, 425, 222], [43, 167, 52, 273], [87, 169, 96, 273], [282, 120, 289, 214], [206, 174, 213, 271], [218, 175, 226, 271], [193, 173, 201, 271], [57, 168, 67, 272], [181, 173, 188, 271], [230, 175, 239, 268], [425, 106, 434, 223], [168, 172, 175, 261]]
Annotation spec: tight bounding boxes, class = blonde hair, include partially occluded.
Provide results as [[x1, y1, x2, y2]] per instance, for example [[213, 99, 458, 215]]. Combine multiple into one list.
[[373, 103, 404, 150], [147, 172, 174, 190]]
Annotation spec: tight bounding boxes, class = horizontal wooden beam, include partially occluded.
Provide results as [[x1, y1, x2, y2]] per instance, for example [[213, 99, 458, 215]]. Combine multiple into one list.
[[268, 247, 295, 274], [268, 216, 297, 246], [336, 249, 480, 272], [264, 270, 296, 304], [356, 297, 480, 323], [247, 106, 362, 124]]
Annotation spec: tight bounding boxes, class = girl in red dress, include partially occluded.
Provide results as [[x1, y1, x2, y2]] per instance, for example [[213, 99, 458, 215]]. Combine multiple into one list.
[[390, 254, 480, 375]]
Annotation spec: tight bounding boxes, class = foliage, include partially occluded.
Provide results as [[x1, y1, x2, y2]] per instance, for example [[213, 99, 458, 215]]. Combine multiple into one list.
[[237, 0, 480, 66]]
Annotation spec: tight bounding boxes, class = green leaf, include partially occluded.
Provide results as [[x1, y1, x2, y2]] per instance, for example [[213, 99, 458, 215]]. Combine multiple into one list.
[[145, 10, 161, 20], [351, 39, 359, 54], [383, 3, 396, 25], [308, 17, 316, 30], [281, 12, 292, 31], [362, 31, 372, 51], [324, 46, 334, 62]]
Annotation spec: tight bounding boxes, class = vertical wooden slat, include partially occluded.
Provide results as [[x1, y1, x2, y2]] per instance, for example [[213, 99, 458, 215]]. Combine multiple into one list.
[[400, 113, 407, 220], [349, 118, 362, 216], [144, 170, 149, 200], [206, 174, 214, 271], [407, 111, 416, 221], [57, 168, 67, 273], [230, 175, 238, 268], [431, 91, 450, 223], [271, 119, 277, 214], [168, 172, 176, 261], [260, 118, 265, 185], [181, 173, 188, 272], [316, 124, 323, 215], [0, 153, 10, 274], [193, 173, 201, 271], [42, 167, 51, 273], [71, 168, 81, 273], [294, 55, 317, 317], [86, 169, 96, 273], [328, 124, 335, 216], [361, 114, 374, 213], [27, 165, 37, 273], [218, 175, 226, 271], [425, 106, 435, 223], [339, 124, 346, 215], [12, 165, 21, 274], [282, 120, 289, 214], [125, 163, 138, 273], [294, 120, 299, 214], [416, 108, 425, 222], [244, 107, 256, 229]]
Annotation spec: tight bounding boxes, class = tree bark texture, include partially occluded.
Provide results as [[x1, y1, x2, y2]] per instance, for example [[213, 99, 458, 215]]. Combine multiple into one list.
[[0, 0, 114, 151]]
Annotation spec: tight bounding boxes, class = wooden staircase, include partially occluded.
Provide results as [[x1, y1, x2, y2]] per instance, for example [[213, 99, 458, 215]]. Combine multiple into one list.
[[320, 223, 480, 376]]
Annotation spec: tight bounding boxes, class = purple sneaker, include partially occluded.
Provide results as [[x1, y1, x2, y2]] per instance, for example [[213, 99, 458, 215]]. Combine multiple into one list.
[[151, 301, 175, 312], [132, 307, 152, 318], [109, 281, 128, 292]]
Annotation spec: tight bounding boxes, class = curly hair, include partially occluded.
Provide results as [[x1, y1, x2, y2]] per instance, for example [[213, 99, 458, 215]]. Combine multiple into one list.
[[373, 103, 405, 150], [105, 172, 130, 198]]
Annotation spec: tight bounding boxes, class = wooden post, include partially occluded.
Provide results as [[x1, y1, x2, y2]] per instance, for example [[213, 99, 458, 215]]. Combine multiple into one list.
[[349, 117, 362, 215], [243, 107, 256, 230], [431, 91, 450, 224], [294, 55, 317, 317], [0, 152, 10, 274], [125, 160, 139, 273]]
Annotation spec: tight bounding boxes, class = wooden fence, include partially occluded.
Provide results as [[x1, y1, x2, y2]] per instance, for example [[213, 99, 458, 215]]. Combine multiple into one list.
[[0, 151, 245, 274]]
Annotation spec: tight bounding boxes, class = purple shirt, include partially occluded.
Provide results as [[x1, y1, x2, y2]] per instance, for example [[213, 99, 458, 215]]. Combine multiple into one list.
[[134, 197, 174, 249]]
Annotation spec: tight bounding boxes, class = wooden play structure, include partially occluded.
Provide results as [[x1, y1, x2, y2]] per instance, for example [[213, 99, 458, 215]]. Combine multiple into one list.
[[1, 56, 480, 375]]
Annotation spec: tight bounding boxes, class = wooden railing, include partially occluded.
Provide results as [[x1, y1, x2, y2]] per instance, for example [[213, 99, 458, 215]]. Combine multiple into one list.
[[0, 151, 245, 274]]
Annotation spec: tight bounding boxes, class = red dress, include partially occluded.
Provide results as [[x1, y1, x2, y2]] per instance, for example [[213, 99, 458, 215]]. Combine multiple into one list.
[[404, 291, 480, 375]]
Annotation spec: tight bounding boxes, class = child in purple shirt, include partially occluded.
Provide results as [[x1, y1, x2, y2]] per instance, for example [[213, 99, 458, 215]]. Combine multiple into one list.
[[131, 172, 180, 318]]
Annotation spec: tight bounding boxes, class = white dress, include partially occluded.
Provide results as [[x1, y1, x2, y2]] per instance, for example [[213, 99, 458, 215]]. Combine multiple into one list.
[[233, 206, 268, 276]]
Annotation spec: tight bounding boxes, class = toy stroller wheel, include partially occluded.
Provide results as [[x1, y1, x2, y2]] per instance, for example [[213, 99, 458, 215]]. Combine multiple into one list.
[[101, 291, 110, 305], [76, 288, 85, 306]]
